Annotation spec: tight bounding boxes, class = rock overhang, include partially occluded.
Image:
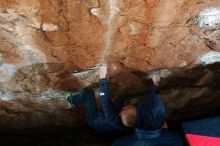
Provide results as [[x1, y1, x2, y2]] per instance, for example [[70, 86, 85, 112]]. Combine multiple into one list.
[[0, 0, 219, 129]]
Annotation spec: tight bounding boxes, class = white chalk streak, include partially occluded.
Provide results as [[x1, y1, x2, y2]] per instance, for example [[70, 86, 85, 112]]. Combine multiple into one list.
[[101, 0, 120, 62], [90, 8, 102, 19], [0, 64, 17, 83], [197, 7, 220, 27], [199, 51, 220, 65], [15, 24, 45, 67], [41, 89, 64, 100], [72, 66, 100, 79], [146, 69, 172, 79], [0, 90, 15, 101], [42, 23, 58, 31]]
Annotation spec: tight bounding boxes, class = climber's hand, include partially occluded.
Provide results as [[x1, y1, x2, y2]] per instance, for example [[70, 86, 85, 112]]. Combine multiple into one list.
[[152, 74, 160, 86], [162, 121, 168, 129], [99, 64, 107, 79]]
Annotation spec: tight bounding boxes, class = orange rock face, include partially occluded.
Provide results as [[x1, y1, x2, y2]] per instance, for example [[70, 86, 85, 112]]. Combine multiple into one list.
[[0, 0, 220, 129]]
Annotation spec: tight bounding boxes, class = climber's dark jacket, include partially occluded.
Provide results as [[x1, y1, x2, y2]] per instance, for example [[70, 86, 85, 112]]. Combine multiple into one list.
[[90, 78, 130, 133], [67, 78, 131, 134]]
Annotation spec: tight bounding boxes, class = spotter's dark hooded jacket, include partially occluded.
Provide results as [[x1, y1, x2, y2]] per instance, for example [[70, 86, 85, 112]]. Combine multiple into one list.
[[112, 85, 183, 146]]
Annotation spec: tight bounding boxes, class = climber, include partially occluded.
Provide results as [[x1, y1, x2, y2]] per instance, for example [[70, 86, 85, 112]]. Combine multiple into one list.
[[65, 64, 136, 133], [112, 74, 183, 146]]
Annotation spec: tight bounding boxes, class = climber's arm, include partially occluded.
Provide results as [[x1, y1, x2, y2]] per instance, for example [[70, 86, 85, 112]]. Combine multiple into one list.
[[99, 64, 116, 119]]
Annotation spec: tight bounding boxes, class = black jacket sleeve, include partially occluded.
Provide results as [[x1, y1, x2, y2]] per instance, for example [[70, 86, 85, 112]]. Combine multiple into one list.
[[149, 85, 160, 95], [99, 78, 116, 119]]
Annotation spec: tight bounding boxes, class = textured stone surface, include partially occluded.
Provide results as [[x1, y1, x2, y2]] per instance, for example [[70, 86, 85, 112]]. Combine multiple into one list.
[[0, 0, 219, 131]]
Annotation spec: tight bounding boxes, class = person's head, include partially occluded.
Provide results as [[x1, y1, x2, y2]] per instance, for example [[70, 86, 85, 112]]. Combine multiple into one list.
[[119, 105, 136, 127]]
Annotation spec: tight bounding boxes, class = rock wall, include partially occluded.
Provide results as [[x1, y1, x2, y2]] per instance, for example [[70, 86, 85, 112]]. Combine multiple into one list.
[[0, 0, 220, 129]]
